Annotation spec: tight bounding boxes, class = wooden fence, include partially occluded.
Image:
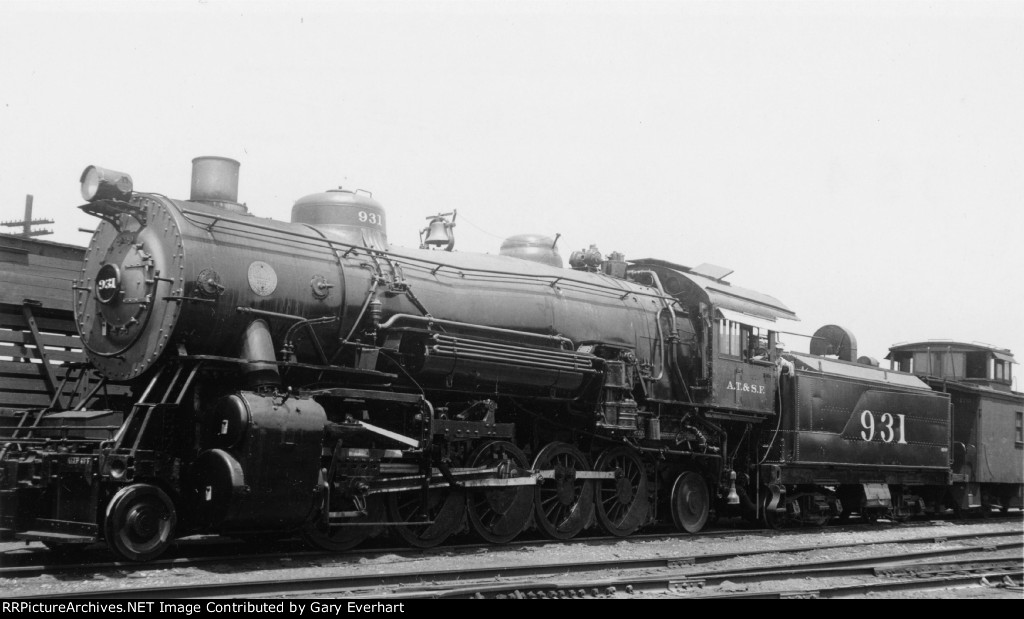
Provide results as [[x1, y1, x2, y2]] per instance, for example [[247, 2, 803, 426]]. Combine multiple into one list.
[[0, 234, 130, 411]]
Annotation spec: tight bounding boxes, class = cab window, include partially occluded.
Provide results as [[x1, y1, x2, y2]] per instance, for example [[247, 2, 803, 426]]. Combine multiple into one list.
[[717, 319, 771, 359], [717, 319, 741, 357]]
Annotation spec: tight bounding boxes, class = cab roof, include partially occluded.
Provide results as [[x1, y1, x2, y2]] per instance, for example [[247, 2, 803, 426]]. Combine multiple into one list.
[[630, 258, 798, 322]]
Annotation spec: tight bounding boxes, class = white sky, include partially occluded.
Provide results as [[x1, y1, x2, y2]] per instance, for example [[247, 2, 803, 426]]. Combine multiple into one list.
[[1, 0, 1021, 384]]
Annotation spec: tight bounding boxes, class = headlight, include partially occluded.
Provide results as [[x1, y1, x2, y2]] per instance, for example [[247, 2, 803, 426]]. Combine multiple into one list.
[[80, 165, 133, 202]]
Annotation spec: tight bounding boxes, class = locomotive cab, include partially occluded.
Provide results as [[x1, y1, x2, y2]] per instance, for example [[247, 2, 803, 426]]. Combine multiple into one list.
[[628, 258, 799, 419]]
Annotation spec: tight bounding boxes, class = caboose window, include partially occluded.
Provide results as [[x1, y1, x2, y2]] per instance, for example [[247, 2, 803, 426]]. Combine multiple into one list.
[[940, 352, 965, 378], [912, 351, 966, 378], [1016, 412, 1023, 446], [965, 352, 988, 379]]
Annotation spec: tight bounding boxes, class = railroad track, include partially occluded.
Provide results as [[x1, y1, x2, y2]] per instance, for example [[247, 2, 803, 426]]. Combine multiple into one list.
[[674, 562, 1024, 599], [0, 526, 767, 577], [341, 536, 1024, 600], [5, 512, 1019, 577], [435, 557, 1024, 599], [6, 530, 1020, 599]]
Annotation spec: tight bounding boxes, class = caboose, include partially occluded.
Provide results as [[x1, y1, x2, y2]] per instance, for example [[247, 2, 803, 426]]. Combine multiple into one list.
[[888, 341, 1023, 513]]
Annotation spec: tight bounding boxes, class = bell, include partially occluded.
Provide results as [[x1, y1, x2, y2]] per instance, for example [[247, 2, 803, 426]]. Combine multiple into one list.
[[422, 217, 454, 250]]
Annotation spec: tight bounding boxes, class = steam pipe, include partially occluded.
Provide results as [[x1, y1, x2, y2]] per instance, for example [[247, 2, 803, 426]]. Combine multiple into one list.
[[431, 335, 594, 363], [430, 345, 591, 369], [429, 347, 597, 372], [240, 319, 279, 387], [379, 313, 575, 349], [344, 276, 382, 343]]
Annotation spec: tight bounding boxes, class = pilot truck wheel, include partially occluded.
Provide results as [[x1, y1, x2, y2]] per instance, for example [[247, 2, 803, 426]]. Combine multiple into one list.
[[104, 483, 177, 562]]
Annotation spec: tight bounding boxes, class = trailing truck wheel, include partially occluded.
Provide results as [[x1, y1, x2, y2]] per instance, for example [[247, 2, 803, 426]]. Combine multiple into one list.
[[104, 484, 177, 562], [466, 441, 533, 543], [594, 447, 649, 537], [533, 442, 596, 540], [670, 471, 709, 534]]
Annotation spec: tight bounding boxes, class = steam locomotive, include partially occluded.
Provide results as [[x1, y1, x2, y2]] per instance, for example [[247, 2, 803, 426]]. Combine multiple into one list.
[[0, 157, 1019, 561]]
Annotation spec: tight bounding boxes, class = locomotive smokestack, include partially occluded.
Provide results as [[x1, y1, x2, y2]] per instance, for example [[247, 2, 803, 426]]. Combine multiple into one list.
[[190, 156, 247, 213]]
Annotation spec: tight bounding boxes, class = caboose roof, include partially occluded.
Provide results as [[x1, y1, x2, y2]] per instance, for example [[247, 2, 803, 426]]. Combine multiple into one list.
[[886, 341, 1016, 363]]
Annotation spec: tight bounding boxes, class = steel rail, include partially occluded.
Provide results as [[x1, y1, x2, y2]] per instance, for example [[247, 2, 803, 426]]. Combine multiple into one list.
[[0, 525, 767, 576], [3, 518, 1019, 576], [412, 561, 1024, 600], [378, 546, 1024, 599], [6, 531, 1020, 600], [673, 565, 1024, 600]]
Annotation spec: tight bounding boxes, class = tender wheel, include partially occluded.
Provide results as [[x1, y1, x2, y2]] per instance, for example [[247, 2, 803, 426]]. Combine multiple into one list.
[[104, 483, 177, 562], [670, 471, 709, 534], [387, 487, 466, 548], [594, 447, 649, 537], [889, 509, 911, 524], [303, 495, 384, 552], [533, 442, 595, 540], [809, 512, 832, 527], [466, 441, 533, 543]]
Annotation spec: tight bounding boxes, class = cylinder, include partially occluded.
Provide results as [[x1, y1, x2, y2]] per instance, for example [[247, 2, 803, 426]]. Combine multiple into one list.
[[189, 393, 326, 531], [190, 156, 245, 212]]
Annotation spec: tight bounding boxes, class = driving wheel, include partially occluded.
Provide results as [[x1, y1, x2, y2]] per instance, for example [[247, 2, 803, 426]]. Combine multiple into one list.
[[532, 442, 595, 540], [466, 441, 533, 543], [594, 446, 649, 537]]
